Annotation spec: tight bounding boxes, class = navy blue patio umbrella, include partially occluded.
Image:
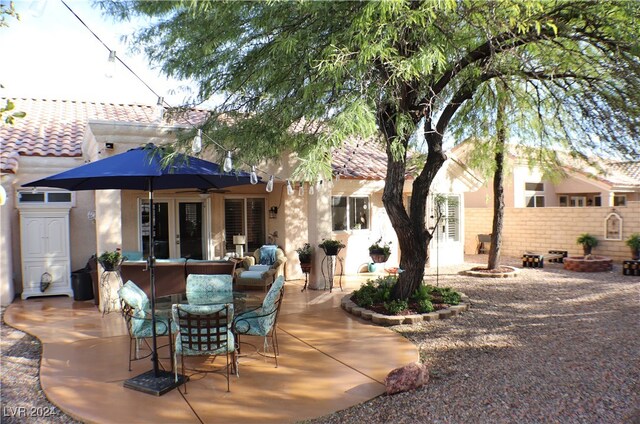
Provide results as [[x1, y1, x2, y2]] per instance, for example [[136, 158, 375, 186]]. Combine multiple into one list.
[[23, 144, 256, 395]]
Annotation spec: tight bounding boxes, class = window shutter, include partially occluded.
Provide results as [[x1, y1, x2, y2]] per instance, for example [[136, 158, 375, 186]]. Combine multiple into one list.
[[224, 199, 245, 251], [246, 198, 266, 251]]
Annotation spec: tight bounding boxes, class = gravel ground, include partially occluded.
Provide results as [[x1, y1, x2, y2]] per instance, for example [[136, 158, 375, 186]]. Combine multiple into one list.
[[2, 256, 639, 424], [310, 256, 640, 424]]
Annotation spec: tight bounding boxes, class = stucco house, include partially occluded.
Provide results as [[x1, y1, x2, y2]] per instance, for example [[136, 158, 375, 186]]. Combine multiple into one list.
[[453, 143, 640, 209], [1, 98, 481, 307]]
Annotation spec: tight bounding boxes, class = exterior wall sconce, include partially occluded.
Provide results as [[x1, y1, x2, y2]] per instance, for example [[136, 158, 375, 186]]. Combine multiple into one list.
[[269, 206, 278, 219]]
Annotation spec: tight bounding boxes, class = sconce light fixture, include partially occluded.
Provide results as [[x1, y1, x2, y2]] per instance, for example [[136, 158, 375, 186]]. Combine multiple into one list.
[[269, 206, 278, 219]]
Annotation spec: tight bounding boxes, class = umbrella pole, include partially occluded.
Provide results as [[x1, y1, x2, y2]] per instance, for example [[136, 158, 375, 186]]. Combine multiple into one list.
[[123, 180, 184, 396]]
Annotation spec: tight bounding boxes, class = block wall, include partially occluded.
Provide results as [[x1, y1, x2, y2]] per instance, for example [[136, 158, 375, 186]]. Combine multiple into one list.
[[464, 202, 640, 261]]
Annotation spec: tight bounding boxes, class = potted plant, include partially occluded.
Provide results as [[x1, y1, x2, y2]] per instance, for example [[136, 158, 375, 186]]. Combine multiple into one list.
[[296, 243, 313, 265], [98, 248, 123, 271], [318, 239, 345, 256], [576, 233, 598, 255], [626, 233, 640, 260], [369, 238, 392, 263]]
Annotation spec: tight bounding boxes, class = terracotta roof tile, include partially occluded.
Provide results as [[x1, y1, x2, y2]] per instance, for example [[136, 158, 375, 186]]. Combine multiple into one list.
[[332, 137, 389, 180], [0, 98, 209, 173]]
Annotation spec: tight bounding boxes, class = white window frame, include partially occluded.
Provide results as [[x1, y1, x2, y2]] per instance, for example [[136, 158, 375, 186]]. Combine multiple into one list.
[[570, 196, 586, 207], [526, 195, 545, 208], [558, 195, 568, 207], [428, 194, 460, 242], [331, 195, 370, 232], [16, 189, 76, 207], [604, 212, 622, 241]]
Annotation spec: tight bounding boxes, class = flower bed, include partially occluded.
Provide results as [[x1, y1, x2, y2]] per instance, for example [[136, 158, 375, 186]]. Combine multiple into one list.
[[564, 256, 613, 272]]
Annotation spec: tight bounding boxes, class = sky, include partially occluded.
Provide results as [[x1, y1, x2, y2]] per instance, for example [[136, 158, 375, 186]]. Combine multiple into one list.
[[1, 0, 193, 106]]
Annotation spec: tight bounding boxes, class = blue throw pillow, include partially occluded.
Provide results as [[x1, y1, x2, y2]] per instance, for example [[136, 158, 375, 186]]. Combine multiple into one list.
[[259, 245, 277, 265]]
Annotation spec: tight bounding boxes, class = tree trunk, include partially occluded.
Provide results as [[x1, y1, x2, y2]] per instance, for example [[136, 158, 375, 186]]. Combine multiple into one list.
[[488, 92, 506, 270]]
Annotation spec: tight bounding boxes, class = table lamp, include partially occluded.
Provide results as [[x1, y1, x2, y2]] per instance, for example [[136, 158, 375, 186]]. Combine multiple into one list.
[[233, 235, 246, 257]]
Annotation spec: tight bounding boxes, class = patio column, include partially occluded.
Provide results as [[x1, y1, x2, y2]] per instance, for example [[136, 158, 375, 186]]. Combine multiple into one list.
[[95, 189, 123, 313], [307, 180, 333, 290], [0, 174, 16, 306]]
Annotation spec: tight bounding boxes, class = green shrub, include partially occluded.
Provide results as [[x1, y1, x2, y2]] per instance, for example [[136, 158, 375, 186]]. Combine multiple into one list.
[[411, 285, 432, 302], [351, 275, 397, 308], [384, 299, 408, 315], [417, 299, 434, 313]]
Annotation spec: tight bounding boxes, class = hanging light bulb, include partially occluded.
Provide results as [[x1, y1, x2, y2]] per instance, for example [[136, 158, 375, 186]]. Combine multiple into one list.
[[223, 151, 233, 172], [309, 183, 315, 195], [156, 96, 165, 121], [286, 180, 294, 196], [335, 173, 340, 181], [105, 50, 116, 78], [250, 166, 259, 185], [266, 175, 274, 193], [316, 179, 323, 191], [191, 129, 202, 153], [0, 184, 6, 206], [298, 182, 305, 196]]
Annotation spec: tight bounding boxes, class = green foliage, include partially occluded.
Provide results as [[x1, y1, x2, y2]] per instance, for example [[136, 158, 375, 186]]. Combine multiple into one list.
[[98, 249, 123, 267], [351, 275, 396, 308], [0, 1, 19, 28], [425, 285, 461, 305], [368, 238, 392, 255], [576, 233, 598, 248], [384, 299, 408, 315], [1, 98, 26, 125], [318, 239, 345, 250], [411, 284, 432, 302], [416, 299, 434, 314], [625, 233, 640, 250], [101, 0, 640, 301], [296, 243, 313, 263]]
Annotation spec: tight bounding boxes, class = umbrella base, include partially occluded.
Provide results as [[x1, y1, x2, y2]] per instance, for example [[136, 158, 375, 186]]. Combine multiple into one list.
[[124, 370, 186, 396]]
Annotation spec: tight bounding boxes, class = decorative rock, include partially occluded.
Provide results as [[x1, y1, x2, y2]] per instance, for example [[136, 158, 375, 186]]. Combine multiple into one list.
[[371, 313, 387, 325], [361, 309, 374, 320], [403, 315, 423, 324], [438, 310, 452, 319], [423, 312, 440, 322], [351, 307, 363, 317], [384, 362, 430, 395], [381, 315, 405, 326]]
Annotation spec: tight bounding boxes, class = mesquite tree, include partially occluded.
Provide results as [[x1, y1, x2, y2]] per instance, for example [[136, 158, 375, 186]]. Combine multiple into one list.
[[101, 0, 640, 300]]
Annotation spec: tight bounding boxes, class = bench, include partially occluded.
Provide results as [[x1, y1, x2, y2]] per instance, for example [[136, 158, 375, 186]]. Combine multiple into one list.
[[522, 250, 568, 268]]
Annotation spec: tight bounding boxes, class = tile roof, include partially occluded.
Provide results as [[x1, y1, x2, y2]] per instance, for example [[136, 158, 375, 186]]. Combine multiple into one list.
[[331, 137, 388, 180], [608, 161, 640, 185], [0, 98, 209, 173]]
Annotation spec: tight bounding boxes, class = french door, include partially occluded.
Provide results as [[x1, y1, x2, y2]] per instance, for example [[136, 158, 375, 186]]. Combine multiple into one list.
[[140, 199, 208, 259]]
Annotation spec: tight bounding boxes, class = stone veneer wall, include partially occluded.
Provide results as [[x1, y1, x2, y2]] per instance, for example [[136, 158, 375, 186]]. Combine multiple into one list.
[[464, 201, 640, 262]]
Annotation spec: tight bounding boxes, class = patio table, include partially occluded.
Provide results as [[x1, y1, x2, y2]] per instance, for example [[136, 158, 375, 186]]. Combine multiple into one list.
[[155, 291, 263, 315]]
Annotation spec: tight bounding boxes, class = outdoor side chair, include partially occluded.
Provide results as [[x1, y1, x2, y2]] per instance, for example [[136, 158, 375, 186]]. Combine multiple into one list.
[[185, 274, 233, 304], [234, 276, 285, 367], [117, 280, 175, 371], [172, 303, 238, 393]]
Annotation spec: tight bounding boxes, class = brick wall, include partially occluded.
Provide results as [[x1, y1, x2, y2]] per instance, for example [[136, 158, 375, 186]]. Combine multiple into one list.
[[464, 202, 640, 261]]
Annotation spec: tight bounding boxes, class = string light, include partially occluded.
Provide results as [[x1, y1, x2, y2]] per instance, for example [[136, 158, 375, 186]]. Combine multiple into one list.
[[191, 129, 202, 153], [308, 183, 314, 195], [286, 180, 294, 196], [316, 180, 323, 191], [59, 0, 309, 186], [298, 182, 305, 196], [250, 166, 258, 185], [105, 50, 116, 78], [223, 151, 233, 172], [156, 96, 164, 121]]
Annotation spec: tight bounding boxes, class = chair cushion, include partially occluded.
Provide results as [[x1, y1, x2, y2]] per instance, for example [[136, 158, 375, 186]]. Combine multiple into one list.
[[234, 309, 271, 335], [131, 315, 174, 337], [186, 274, 233, 304], [172, 304, 235, 355], [121, 250, 143, 261], [248, 265, 270, 272], [259, 245, 278, 265], [118, 280, 150, 316], [239, 270, 266, 280]]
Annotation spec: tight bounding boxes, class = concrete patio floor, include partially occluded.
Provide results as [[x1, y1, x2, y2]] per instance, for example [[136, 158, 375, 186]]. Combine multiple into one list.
[[3, 277, 419, 424]]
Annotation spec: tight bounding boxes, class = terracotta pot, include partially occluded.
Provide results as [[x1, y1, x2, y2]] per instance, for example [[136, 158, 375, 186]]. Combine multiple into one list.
[[582, 245, 593, 256], [370, 252, 390, 263]]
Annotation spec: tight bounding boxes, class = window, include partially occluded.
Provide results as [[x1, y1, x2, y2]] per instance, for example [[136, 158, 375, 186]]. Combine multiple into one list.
[[224, 198, 266, 252], [526, 195, 545, 207], [613, 195, 627, 206], [428, 194, 460, 242], [594, 196, 602, 207], [17, 190, 74, 205], [331, 196, 369, 231], [559, 195, 568, 207], [570, 196, 586, 207], [525, 182, 544, 191], [525, 182, 544, 208]]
